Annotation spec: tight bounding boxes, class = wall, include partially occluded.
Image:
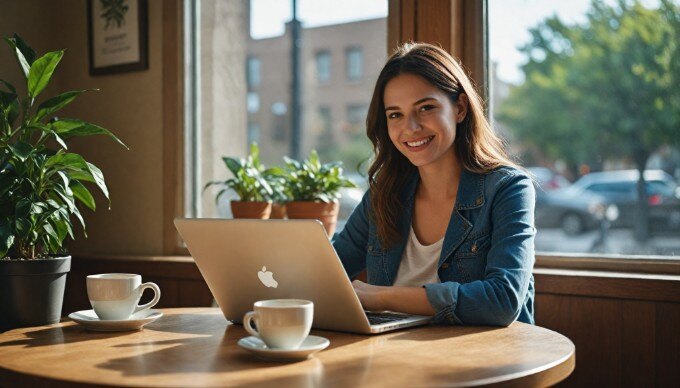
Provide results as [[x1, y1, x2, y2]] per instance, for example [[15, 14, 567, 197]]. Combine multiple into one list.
[[0, 0, 166, 255]]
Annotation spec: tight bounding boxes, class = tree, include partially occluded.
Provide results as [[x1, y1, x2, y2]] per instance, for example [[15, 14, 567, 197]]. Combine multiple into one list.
[[498, 0, 680, 241]]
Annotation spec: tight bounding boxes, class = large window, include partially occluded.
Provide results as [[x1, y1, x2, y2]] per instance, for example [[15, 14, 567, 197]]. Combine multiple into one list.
[[186, 0, 386, 219], [489, 0, 679, 258]]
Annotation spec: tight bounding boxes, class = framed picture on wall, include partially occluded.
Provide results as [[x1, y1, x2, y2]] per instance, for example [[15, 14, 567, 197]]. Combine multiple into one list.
[[88, 0, 148, 76]]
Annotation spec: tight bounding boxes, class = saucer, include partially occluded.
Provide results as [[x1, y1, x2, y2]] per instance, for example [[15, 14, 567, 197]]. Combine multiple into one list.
[[68, 309, 163, 332], [237, 335, 330, 361]]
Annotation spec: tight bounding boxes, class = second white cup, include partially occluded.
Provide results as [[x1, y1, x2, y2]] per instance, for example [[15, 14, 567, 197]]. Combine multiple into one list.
[[86, 273, 161, 320], [243, 299, 313, 349]]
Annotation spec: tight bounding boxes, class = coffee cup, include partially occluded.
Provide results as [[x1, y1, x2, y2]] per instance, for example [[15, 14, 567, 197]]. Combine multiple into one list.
[[243, 299, 313, 349], [86, 273, 161, 320]]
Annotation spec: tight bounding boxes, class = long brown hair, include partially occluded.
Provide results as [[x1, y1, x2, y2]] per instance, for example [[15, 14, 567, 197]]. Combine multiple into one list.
[[366, 42, 520, 248]]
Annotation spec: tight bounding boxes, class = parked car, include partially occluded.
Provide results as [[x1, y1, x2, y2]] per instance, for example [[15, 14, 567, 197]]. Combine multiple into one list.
[[568, 169, 680, 231], [528, 167, 571, 191], [534, 183, 609, 235]]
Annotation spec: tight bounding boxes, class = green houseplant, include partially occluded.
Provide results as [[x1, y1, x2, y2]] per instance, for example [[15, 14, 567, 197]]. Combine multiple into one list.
[[271, 150, 357, 235], [0, 34, 127, 330], [205, 143, 274, 219]]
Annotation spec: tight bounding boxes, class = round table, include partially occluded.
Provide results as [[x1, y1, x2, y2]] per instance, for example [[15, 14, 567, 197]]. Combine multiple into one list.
[[0, 308, 574, 387]]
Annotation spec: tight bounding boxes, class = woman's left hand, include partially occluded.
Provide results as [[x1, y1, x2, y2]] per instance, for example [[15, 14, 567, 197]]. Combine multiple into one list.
[[352, 280, 387, 311]]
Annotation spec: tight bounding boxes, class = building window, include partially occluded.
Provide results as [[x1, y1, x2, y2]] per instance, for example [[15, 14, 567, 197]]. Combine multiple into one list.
[[247, 56, 261, 89], [247, 92, 259, 113], [346, 47, 363, 81], [316, 51, 331, 83]]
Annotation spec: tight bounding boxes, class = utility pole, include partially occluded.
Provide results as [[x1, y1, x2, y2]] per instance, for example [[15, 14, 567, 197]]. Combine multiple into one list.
[[290, 0, 302, 160]]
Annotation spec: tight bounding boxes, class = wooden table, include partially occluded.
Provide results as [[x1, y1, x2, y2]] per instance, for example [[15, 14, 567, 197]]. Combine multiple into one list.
[[0, 308, 574, 387]]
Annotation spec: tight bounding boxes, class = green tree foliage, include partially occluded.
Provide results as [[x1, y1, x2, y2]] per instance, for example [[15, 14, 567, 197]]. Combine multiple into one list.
[[497, 0, 680, 240], [498, 0, 680, 173]]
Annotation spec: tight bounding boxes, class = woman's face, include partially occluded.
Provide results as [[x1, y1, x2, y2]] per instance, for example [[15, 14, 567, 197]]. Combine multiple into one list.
[[383, 73, 468, 169]]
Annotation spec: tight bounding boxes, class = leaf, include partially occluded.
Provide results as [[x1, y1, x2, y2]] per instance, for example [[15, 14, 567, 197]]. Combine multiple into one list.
[[12, 33, 37, 65], [51, 118, 128, 149], [85, 162, 109, 203], [9, 141, 33, 161], [70, 180, 96, 211], [34, 90, 89, 123], [0, 79, 17, 94], [28, 50, 64, 99], [5, 38, 31, 78], [0, 218, 14, 258], [222, 157, 243, 176]]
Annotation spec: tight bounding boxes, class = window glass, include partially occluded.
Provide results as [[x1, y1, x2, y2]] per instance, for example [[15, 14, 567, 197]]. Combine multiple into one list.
[[490, 0, 680, 257], [316, 51, 331, 83], [186, 0, 386, 219], [346, 47, 363, 81]]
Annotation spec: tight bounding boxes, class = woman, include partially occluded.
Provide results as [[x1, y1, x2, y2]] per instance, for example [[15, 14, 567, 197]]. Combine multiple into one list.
[[332, 43, 536, 326]]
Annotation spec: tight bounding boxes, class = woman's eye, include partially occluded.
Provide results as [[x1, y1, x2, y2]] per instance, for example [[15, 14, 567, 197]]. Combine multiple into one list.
[[419, 104, 436, 112], [387, 112, 402, 119]]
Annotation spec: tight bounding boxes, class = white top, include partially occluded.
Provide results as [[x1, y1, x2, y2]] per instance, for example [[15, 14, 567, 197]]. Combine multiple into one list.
[[393, 226, 444, 287]]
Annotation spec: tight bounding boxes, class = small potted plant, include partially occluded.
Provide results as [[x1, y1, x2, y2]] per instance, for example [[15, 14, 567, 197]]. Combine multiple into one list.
[[263, 168, 288, 219], [205, 143, 273, 219], [0, 34, 127, 330], [272, 150, 357, 235]]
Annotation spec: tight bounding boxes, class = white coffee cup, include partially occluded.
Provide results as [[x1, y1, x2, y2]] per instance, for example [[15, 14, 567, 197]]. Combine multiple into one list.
[[86, 274, 161, 320], [243, 299, 313, 349]]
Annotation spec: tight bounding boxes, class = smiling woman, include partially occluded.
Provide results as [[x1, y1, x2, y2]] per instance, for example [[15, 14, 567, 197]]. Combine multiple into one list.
[[332, 43, 536, 327]]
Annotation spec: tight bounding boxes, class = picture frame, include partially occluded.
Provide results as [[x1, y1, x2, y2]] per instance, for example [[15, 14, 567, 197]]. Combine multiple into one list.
[[88, 0, 148, 76]]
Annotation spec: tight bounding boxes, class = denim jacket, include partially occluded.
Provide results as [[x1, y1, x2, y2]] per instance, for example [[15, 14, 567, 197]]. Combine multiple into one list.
[[332, 166, 536, 326]]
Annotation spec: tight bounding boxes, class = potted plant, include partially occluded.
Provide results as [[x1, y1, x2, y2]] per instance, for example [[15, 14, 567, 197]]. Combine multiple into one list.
[[205, 143, 273, 219], [263, 168, 288, 219], [0, 34, 127, 330], [272, 150, 357, 236]]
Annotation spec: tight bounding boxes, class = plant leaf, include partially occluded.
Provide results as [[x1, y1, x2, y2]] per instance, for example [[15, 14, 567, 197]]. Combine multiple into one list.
[[28, 50, 64, 99], [70, 180, 96, 211], [51, 118, 128, 149], [12, 33, 36, 65], [5, 38, 31, 78], [0, 218, 15, 258], [9, 141, 33, 161], [34, 90, 89, 122], [0, 79, 17, 94]]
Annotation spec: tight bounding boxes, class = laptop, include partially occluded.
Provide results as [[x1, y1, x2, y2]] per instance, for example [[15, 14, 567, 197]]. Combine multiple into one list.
[[174, 218, 431, 334]]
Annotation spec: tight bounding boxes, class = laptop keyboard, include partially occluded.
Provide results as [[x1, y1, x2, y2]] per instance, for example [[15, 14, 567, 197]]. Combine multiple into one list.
[[366, 311, 412, 325]]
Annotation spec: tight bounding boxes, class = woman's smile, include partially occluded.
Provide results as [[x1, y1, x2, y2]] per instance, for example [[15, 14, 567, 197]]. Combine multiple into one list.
[[404, 135, 435, 151]]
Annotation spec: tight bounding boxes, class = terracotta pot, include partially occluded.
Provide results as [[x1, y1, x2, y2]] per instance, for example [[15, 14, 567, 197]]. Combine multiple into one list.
[[230, 201, 272, 219], [286, 201, 339, 236], [269, 203, 287, 219]]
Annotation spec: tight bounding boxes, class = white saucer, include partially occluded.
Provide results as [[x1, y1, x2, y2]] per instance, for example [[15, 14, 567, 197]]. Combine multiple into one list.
[[237, 335, 330, 361], [68, 309, 163, 331]]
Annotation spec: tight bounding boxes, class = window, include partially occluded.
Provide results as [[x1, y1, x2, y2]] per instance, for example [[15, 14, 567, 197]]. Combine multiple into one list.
[[346, 47, 363, 81], [186, 0, 387, 221], [247, 92, 259, 113], [247, 56, 261, 89], [316, 51, 331, 83], [489, 0, 679, 258], [346, 104, 367, 132]]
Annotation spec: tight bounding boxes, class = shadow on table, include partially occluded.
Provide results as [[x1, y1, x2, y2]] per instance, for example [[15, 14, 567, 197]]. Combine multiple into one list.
[[387, 324, 503, 342], [0, 322, 131, 348]]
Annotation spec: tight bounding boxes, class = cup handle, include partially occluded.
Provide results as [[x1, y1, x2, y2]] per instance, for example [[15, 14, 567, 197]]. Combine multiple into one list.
[[243, 311, 260, 338], [134, 282, 161, 314]]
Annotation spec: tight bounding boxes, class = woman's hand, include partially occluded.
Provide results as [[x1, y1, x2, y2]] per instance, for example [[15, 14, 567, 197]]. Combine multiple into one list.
[[352, 280, 387, 311], [352, 280, 437, 316]]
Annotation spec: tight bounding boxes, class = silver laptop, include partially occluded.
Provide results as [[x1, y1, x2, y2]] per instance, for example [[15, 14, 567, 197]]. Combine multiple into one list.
[[174, 218, 431, 334]]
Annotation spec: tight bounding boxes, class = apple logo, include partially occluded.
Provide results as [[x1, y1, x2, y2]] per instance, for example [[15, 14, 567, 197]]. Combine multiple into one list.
[[258, 266, 278, 288]]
